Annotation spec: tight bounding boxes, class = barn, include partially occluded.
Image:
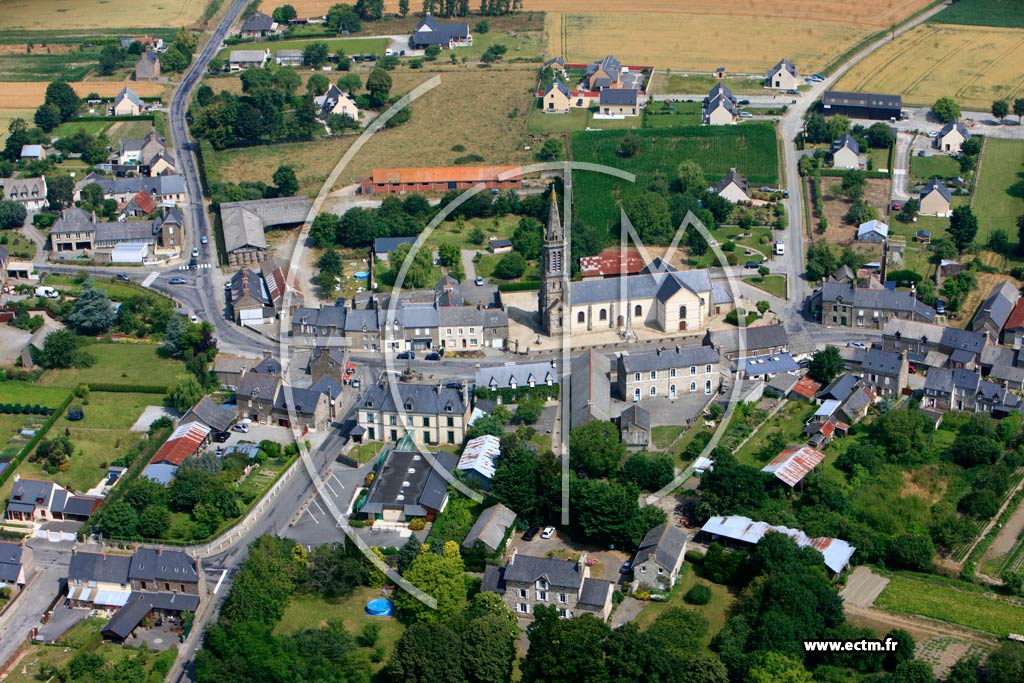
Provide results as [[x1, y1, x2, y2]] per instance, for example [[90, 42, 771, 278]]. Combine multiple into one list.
[[821, 90, 902, 121]]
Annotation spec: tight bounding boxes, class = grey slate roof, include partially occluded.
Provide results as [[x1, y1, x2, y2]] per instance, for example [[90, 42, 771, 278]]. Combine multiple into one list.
[[823, 90, 902, 110], [319, 84, 354, 118], [939, 120, 970, 140], [183, 396, 236, 433], [769, 58, 797, 78], [434, 274, 463, 307], [503, 553, 584, 589], [715, 168, 748, 195], [115, 87, 144, 108], [412, 15, 470, 45], [861, 348, 903, 375], [569, 269, 713, 307], [839, 386, 874, 418], [920, 177, 951, 203], [8, 479, 62, 513], [924, 367, 953, 393], [972, 281, 1019, 334], [570, 348, 610, 428], [0, 542, 23, 584], [241, 11, 275, 32], [635, 523, 687, 570], [831, 132, 860, 156], [74, 173, 184, 198], [546, 79, 571, 98], [68, 551, 131, 584], [274, 386, 324, 415], [129, 548, 198, 583], [237, 371, 280, 400], [373, 236, 418, 255], [345, 308, 379, 333], [252, 356, 282, 375], [818, 373, 860, 402], [51, 207, 97, 235], [619, 404, 651, 431], [220, 197, 312, 253], [599, 88, 638, 106], [475, 361, 559, 390], [706, 323, 789, 356], [62, 496, 100, 518], [818, 282, 936, 322], [463, 503, 517, 553], [102, 591, 200, 640], [359, 382, 467, 416], [619, 346, 720, 373], [361, 449, 457, 516], [577, 578, 613, 607]]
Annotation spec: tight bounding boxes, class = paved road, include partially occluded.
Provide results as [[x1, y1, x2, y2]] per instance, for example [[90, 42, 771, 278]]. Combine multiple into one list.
[[891, 131, 913, 200], [0, 540, 72, 668]]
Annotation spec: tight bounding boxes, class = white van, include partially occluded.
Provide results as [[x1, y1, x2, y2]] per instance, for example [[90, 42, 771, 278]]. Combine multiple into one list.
[[774, 241, 785, 256], [34, 286, 59, 299]]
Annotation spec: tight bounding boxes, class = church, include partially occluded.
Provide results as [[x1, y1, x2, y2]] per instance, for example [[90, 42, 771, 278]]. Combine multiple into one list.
[[538, 194, 732, 338]]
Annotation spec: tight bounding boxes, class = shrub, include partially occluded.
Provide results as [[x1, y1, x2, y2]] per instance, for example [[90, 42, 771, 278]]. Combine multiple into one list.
[[634, 590, 651, 601], [408, 518, 425, 531], [684, 584, 712, 605]]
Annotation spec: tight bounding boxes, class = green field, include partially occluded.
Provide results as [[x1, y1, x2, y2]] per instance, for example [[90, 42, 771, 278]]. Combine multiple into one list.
[[931, 0, 1024, 28], [0, 381, 71, 407], [632, 563, 736, 645], [52, 119, 112, 137], [660, 73, 765, 95], [644, 101, 702, 128], [454, 30, 542, 61], [876, 573, 1024, 637], [38, 343, 185, 390], [973, 138, 1024, 245], [571, 124, 780, 233], [218, 37, 389, 62], [525, 106, 641, 133], [743, 274, 786, 298], [910, 153, 961, 181], [0, 29, 177, 45], [0, 49, 105, 82]]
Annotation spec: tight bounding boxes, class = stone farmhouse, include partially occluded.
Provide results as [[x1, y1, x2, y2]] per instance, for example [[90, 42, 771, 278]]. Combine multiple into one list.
[[482, 549, 614, 620], [632, 523, 688, 592], [134, 49, 160, 81]]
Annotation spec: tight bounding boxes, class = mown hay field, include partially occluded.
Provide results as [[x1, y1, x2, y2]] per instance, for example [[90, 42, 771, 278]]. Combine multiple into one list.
[[0, 108, 35, 144], [2, 0, 209, 30], [207, 67, 536, 195], [0, 81, 165, 110], [545, 12, 876, 73], [570, 124, 780, 234], [835, 24, 1024, 109]]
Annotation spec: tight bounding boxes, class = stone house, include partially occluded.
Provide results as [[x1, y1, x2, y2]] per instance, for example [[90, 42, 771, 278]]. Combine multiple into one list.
[[859, 348, 907, 398], [632, 524, 688, 592], [355, 382, 470, 446], [618, 404, 651, 449], [615, 345, 721, 402], [482, 549, 614, 621], [134, 50, 160, 81]]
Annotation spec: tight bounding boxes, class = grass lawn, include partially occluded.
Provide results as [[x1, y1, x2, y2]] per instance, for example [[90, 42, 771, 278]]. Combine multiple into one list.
[[1, 231, 36, 259], [217, 37, 389, 62], [42, 273, 167, 304], [868, 146, 891, 171], [529, 431, 552, 454], [52, 119, 112, 137], [734, 401, 816, 465], [525, 105, 642, 133], [659, 73, 765, 96], [274, 588, 404, 672], [973, 138, 1024, 246], [876, 572, 1024, 637], [473, 253, 502, 279], [631, 563, 735, 645], [107, 119, 157, 143], [349, 441, 385, 465], [910, 153, 960, 182], [38, 343, 185, 390], [651, 425, 685, 450], [424, 215, 521, 252], [645, 101, 702, 128], [743, 274, 786, 298], [0, 381, 72, 407], [454, 30, 542, 61]]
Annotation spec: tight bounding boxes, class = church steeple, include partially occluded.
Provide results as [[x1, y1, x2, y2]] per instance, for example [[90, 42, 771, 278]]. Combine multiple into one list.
[[546, 190, 563, 242], [539, 187, 566, 336]]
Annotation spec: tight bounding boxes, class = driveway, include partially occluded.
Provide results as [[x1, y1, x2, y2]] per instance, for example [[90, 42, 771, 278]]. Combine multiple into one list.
[[891, 131, 913, 199], [0, 540, 73, 663], [460, 250, 499, 307], [507, 529, 633, 584]]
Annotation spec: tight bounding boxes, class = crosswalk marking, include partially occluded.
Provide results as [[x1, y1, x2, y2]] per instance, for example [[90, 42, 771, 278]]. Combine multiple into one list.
[[141, 272, 160, 288], [178, 263, 212, 270]]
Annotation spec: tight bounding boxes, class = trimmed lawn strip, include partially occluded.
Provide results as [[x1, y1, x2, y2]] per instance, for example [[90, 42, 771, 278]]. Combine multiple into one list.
[[910, 153, 960, 181], [0, 381, 73, 407], [743, 274, 786, 299], [973, 138, 1024, 247], [217, 37, 389, 62], [631, 563, 735, 645], [38, 343, 185, 390], [651, 425, 685, 450]]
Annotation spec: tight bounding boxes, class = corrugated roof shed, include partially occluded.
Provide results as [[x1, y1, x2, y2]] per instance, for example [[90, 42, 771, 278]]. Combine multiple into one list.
[[149, 422, 210, 467], [762, 445, 826, 486], [701, 515, 856, 574]]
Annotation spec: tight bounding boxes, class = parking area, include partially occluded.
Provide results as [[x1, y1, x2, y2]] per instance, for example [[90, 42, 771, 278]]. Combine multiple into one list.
[[282, 460, 374, 548], [507, 528, 634, 585]]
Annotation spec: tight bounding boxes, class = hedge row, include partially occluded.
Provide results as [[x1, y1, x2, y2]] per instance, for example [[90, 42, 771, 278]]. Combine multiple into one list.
[[0, 404, 53, 416], [497, 280, 541, 293], [818, 169, 890, 179], [0, 390, 76, 492], [64, 114, 157, 123], [86, 382, 170, 394]]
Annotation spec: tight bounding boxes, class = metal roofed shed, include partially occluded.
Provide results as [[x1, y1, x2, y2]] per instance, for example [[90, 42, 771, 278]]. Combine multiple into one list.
[[701, 515, 855, 574], [457, 434, 501, 483], [762, 445, 826, 486]]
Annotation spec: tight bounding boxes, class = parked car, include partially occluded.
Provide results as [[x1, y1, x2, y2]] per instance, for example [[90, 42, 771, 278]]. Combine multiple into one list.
[[744, 260, 760, 269], [350, 378, 361, 389], [191, 247, 199, 257], [397, 351, 415, 360], [425, 352, 441, 361], [212, 431, 230, 443], [739, 111, 753, 118], [115, 273, 130, 281], [475, 276, 484, 286], [201, 235, 209, 245], [785, 89, 799, 95], [848, 341, 868, 349], [619, 560, 634, 574], [540, 526, 556, 539], [231, 423, 249, 433], [917, 150, 926, 156], [812, 73, 825, 80], [927, 130, 940, 138], [190, 314, 199, 323], [522, 527, 539, 541], [168, 276, 187, 285], [738, 99, 750, 105], [936, 299, 946, 315]]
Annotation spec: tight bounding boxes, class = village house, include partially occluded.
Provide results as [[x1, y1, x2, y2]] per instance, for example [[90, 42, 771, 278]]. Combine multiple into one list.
[[239, 12, 278, 39], [66, 550, 133, 608], [463, 503, 516, 553], [618, 404, 651, 449], [812, 282, 936, 328], [274, 49, 304, 67], [438, 305, 509, 351], [4, 477, 71, 522], [476, 361, 558, 392], [1002, 299, 1024, 349], [881, 318, 986, 370], [857, 219, 888, 242], [482, 549, 614, 620], [134, 49, 160, 81], [632, 523, 688, 592], [410, 15, 472, 49], [703, 82, 737, 125], [2, 176, 47, 213], [116, 127, 165, 166], [359, 166, 521, 194], [615, 345, 721, 401], [317, 84, 359, 121], [355, 382, 470, 446], [972, 280, 1019, 344], [120, 189, 158, 219], [229, 260, 293, 325], [542, 80, 573, 113], [360, 444, 457, 522], [919, 177, 951, 217], [0, 540, 32, 593], [766, 58, 800, 90], [859, 347, 908, 398], [585, 54, 623, 90], [830, 133, 860, 169], [373, 236, 418, 261], [73, 173, 184, 206], [923, 367, 1021, 416], [543, 56, 566, 75], [937, 120, 969, 154], [307, 343, 347, 387], [598, 88, 640, 116], [714, 168, 750, 203], [49, 205, 183, 260], [570, 348, 611, 429], [228, 49, 270, 70], [704, 323, 790, 361], [181, 395, 237, 435], [112, 87, 143, 117]]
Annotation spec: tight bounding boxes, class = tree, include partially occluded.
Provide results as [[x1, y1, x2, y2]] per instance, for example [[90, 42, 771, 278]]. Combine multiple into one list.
[[808, 346, 843, 384], [34, 436, 73, 470], [303, 41, 330, 68], [47, 173, 74, 210], [98, 44, 123, 75], [0, 200, 27, 229], [310, 212, 341, 249], [394, 549, 466, 623], [885, 629, 916, 669], [437, 241, 462, 273], [366, 67, 393, 108], [536, 137, 562, 161], [307, 73, 329, 97], [390, 622, 463, 683], [272, 4, 297, 22], [327, 3, 362, 32], [511, 216, 542, 260], [747, 652, 812, 683], [1014, 98, 1024, 125], [887, 534, 935, 571], [33, 103, 61, 132], [931, 96, 961, 123], [44, 80, 79, 120], [624, 191, 673, 244], [492, 252, 526, 279], [68, 283, 116, 334], [338, 72, 362, 94], [866, 122, 896, 148], [168, 373, 204, 413], [617, 132, 640, 158], [992, 99, 1010, 123], [825, 114, 850, 142], [891, 660, 935, 683], [96, 501, 138, 538], [461, 613, 517, 683], [521, 609, 611, 683], [947, 205, 978, 251], [897, 197, 919, 223], [272, 165, 299, 197], [570, 420, 626, 478], [676, 160, 706, 196], [138, 505, 171, 538], [399, 0, 410, 15], [80, 182, 105, 211], [34, 329, 94, 369], [424, 44, 440, 60]]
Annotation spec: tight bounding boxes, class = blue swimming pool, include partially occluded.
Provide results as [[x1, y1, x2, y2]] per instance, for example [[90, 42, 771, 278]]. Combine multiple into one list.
[[354, 271, 370, 279], [365, 598, 394, 617]]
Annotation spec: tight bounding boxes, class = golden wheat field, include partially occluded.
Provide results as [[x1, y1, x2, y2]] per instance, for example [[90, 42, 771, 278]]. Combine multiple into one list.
[[546, 12, 873, 72], [2, 0, 208, 29], [835, 24, 1024, 109], [0, 81, 166, 110]]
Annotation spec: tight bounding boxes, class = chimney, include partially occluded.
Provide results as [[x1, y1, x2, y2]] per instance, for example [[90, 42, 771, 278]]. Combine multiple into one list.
[[578, 552, 588, 576], [436, 381, 442, 394], [263, 349, 272, 359], [550, 359, 556, 368], [508, 547, 517, 566], [657, 348, 662, 356], [156, 546, 163, 556]]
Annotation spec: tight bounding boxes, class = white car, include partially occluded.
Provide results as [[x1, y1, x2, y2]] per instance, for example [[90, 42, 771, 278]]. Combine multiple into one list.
[[739, 111, 754, 118], [927, 131, 940, 138], [231, 423, 250, 433], [191, 247, 199, 257], [540, 526, 556, 539]]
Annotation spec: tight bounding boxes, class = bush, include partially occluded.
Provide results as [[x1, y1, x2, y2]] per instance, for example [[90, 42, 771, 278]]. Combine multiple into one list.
[[684, 584, 712, 605], [634, 590, 651, 601], [408, 518, 425, 531]]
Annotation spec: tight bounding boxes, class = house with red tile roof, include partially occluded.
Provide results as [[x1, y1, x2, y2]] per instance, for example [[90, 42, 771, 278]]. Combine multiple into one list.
[[359, 166, 522, 195]]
